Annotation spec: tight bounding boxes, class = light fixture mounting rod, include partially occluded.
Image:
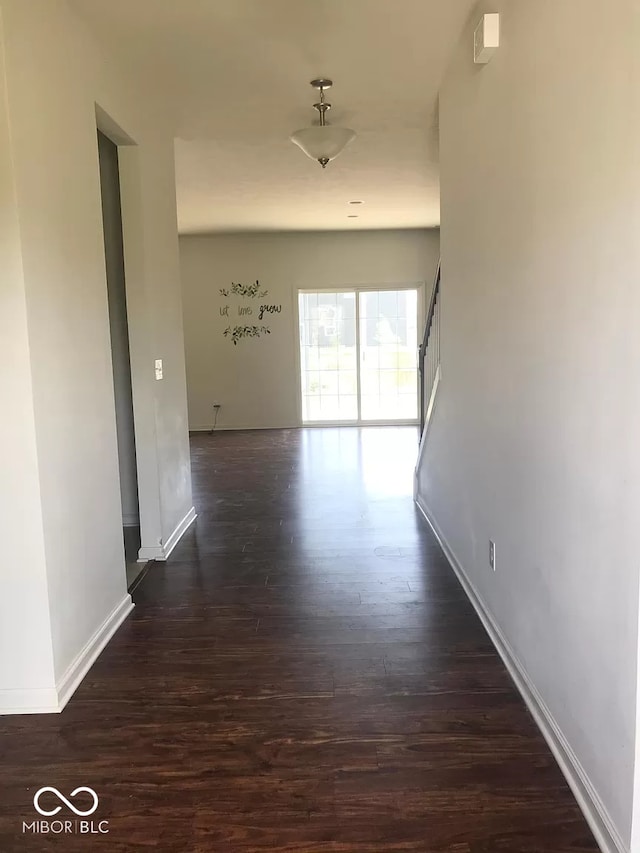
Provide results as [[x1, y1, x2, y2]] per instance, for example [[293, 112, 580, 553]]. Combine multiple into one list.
[[310, 78, 332, 127]]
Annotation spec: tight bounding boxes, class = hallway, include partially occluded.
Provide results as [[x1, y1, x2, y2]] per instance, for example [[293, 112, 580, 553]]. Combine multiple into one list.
[[0, 428, 597, 851]]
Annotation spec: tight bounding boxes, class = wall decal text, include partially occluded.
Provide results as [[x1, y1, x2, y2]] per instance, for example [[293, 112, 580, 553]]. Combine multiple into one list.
[[218, 280, 281, 344]]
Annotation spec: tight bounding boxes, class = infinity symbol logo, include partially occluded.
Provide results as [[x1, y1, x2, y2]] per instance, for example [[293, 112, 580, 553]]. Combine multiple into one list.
[[33, 787, 99, 817]]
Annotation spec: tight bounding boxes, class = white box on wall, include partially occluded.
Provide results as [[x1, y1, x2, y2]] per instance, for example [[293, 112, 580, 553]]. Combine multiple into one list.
[[474, 13, 500, 64]]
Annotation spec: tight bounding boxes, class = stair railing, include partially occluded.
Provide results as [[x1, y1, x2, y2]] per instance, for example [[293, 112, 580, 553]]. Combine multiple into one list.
[[418, 261, 441, 435]]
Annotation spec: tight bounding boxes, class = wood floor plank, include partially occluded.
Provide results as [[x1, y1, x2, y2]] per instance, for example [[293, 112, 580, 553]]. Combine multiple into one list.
[[0, 427, 599, 851]]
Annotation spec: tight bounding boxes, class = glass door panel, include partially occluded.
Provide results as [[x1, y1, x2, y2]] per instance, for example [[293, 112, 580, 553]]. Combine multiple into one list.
[[299, 291, 358, 423], [359, 289, 418, 421]]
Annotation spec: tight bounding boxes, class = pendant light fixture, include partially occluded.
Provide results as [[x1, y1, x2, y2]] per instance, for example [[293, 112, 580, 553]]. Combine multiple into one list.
[[290, 79, 356, 169]]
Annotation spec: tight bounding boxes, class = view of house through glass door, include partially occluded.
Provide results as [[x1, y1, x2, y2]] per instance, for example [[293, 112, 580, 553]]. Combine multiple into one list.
[[298, 287, 420, 424]]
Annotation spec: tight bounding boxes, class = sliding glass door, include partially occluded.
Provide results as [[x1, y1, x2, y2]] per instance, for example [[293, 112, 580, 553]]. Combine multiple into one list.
[[359, 289, 419, 421], [298, 287, 419, 424], [299, 291, 358, 422]]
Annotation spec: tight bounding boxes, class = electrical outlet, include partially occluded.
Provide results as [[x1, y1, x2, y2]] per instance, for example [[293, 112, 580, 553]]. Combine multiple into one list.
[[210, 402, 222, 435], [489, 540, 496, 572]]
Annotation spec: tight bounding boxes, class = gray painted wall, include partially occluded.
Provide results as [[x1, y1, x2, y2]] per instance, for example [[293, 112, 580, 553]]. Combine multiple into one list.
[[416, 2, 640, 849]]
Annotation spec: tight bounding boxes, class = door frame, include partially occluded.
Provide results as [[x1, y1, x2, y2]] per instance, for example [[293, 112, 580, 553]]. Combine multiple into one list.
[[294, 281, 426, 428], [96, 105, 165, 562]]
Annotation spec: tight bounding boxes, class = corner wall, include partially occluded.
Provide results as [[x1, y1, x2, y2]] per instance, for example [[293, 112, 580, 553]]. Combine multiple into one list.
[[0, 10, 56, 711], [0, 0, 193, 709], [179, 229, 440, 430], [416, 1, 640, 850]]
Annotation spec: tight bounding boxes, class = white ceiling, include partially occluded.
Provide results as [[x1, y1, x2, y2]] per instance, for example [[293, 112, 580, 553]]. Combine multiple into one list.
[[73, 1, 476, 233]]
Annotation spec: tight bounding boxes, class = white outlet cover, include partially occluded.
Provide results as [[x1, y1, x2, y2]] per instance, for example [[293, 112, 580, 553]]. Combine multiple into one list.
[[155, 359, 163, 381]]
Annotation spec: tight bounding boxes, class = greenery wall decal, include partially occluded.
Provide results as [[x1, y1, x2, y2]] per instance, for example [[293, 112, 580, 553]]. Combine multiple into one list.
[[219, 280, 269, 299], [218, 280, 281, 344], [223, 325, 272, 345]]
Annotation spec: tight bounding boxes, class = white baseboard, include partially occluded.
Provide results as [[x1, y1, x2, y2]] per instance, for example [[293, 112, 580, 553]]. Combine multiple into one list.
[[0, 594, 133, 716], [56, 594, 134, 712], [137, 507, 196, 561], [157, 506, 196, 561], [189, 424, 298, 432], [139, 506, 197, 562], [415, 495, 627, 853], [0, 686, 60, 715], [137, 543, 164, 561]]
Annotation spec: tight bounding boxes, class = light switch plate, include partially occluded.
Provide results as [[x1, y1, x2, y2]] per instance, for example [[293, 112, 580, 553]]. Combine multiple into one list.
[[155, 359, 163, 381]]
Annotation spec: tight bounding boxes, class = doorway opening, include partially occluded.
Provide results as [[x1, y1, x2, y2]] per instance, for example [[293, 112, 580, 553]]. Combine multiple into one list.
[[97, 130, 142, 588], [298, 286, 421, 425]]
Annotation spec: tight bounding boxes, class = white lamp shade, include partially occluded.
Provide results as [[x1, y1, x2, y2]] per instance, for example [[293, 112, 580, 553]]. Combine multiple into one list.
[[290, 125, 356, 164]]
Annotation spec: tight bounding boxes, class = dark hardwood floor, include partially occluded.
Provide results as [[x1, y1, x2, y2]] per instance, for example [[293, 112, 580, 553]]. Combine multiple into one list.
[[0, 427, 598, 851]]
